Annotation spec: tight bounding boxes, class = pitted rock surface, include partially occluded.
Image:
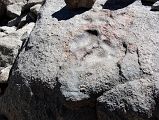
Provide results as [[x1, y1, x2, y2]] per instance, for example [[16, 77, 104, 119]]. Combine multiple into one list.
[[0, 0, 159, 120]]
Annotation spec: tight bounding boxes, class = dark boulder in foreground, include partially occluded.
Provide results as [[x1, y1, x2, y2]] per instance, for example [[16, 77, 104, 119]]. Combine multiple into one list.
[[0, 0, 159, 120]]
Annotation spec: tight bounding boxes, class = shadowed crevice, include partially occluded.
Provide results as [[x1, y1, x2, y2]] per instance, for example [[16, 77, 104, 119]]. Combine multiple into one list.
[[0, 114, 8, 120], [103, 0, 136, 10], [141, 0, 157, 6], [86, 29, 99, 36], [52, 6, 90, 21], [0, 83, 8, 96]]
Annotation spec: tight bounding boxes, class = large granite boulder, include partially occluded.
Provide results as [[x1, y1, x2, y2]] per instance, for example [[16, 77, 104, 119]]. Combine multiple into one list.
[[0, 0, 159, 120]]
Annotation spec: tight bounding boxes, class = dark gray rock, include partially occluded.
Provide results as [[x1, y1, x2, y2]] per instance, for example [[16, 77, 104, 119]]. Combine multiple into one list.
[[0, 2, 6, 17], [0, 0, 159, 120]]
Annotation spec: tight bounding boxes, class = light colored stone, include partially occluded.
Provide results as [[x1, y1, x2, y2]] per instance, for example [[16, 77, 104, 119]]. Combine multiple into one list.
[[0, 32, 6, 37], [30, 4, 41, 15], [0, 66, 11, 83], [7, 3, 23, 18], [5, 0, 26, 5], [27, 0, 44, 4], [17, 22, 35, 36], [0, 22, 34, 69], [0, 33, 22, 68], [0, 26, 16, 34]]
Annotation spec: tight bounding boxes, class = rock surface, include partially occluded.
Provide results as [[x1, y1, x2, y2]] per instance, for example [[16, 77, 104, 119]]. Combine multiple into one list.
[[0, 23, 35, 87], [0, 0, 42, 87], [7, 3, 23, 18], [0, 0, 159, 120], [30, 4, 41, 15], [0, 66, 11, 83]]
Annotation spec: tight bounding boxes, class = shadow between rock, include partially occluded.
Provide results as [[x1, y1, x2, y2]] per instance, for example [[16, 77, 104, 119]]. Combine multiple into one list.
[[103, 0, 136, 10], [141, 0, 156, 6], [52, 6, 90, 21], [0, 114, 8, 120]]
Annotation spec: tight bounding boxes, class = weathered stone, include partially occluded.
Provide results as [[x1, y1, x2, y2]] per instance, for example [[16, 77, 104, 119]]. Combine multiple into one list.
[[0, 66, 11, 83], [0, 32, 6, 37], [6, 0, 26, 5], [97, 78, 155, 120], [1, 0, 43, 20], [64, 0, 96, 8], [27, 0, 44, 4], [0, 22, 34, 68], [7, 3, 23, 18], [0, 26, 16, 34], [17, 22, 35, 36], [0, 0, 159, 120], [30, 4, 41, 15], [0, 33, 22, 68]]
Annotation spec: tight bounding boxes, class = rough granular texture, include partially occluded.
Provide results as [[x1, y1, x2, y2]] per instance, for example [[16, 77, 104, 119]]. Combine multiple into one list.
[[0, 0, 159, 120]]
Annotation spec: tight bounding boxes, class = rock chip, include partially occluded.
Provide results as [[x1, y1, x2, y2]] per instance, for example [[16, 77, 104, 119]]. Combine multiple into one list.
[[0, 66, 11, 83]]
